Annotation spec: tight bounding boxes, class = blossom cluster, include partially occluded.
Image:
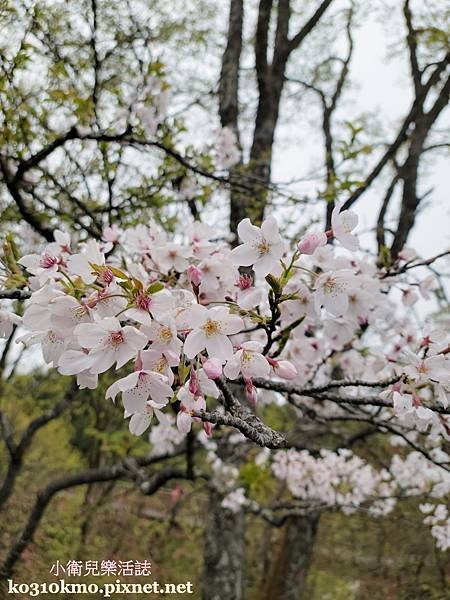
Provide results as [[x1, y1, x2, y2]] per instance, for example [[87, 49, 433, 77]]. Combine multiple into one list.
[[272, 448, 392, 515], [0, 204, 448, 444], [270, 447, 450, 548], [1, 201, 449, 550]]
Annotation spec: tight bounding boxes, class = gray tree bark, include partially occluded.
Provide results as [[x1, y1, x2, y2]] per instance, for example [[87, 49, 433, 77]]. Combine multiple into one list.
[[259, 513, 320, 600], [202, 488, 245, 600]]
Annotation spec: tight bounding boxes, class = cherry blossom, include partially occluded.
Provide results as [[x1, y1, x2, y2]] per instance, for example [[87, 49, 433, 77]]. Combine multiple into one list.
[[224, 341, 270, 380], [125, 288, 174, 327], [1, 206, 449, 542], [297, 231, 327, 255], [73, 317, 147, 373], [230, 216, 284, 277], [314, 270, 355, 316], [203, 357, 223, 379], [18, 252, 61, 285], [0, 309, 21, 338], [66, 240, 106, 284], [331, 202, 359, 251], [183, 304, 244, 362], [106, 369, 173, 435]]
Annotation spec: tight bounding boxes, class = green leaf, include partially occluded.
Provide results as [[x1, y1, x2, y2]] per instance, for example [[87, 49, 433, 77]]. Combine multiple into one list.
[[147, 281, 165, 294]]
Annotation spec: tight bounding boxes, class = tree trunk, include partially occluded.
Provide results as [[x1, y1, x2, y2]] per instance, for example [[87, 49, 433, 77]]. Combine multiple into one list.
[[202, 488, 245, 600], [259, 513, 320, 600]]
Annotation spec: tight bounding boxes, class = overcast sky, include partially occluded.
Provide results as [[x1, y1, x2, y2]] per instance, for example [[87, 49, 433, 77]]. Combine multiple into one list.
[[272, 3, 449, 258]]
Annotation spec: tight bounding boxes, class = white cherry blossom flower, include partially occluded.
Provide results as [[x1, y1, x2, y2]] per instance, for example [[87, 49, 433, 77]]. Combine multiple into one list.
[[125, 289, 174, 327], [230, 216, 284, 277], [74, 317, 147, 373], [152, 243, 192, 273], [224, 341, 270, 380], [19, 252, 61, 285], [18, 329, 67, 366], [222, 488, 247, 512], [176, 386, 206, 434], [234, 274, 263, 310], [0, 309, 21, 338], [144, 318, 182, 355], [106, 369, 172, 412], [49, 295, 92, 335], [46, 229, 71, 255], [66, 240, 105, 284], [106, 369, 173, 436], [331, 202, 359, 251], [141, 348, 179, 383], [314, 270, 355, 316], [402, 350, 449, 385], [183, 304, 244, 363]]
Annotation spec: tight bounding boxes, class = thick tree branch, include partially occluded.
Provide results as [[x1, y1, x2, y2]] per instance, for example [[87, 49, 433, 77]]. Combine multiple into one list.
[[0, 461, 188, 580], [286, 0, 335, 57], [219, 0, 244, 140]]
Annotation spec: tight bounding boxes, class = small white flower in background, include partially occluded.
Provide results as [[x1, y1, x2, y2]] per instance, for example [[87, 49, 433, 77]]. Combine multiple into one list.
[[392, 391, 414, 418], [214, 126, 240, 169], [102, 224, 120, 243], [418, 275, 437, 300], [323, 318, 356, 350], [402, 287, 419, 306], [183, 304, 244, 363], [152, 243, 192, 273], [222, 488, 247, 513], [0, 309, 21, 338], [74, 317, 147, 373], [392, 391, 439, 429], [230, 216, 284, 277], [331, 202, 359, 251], [398, 246, 416, 262]]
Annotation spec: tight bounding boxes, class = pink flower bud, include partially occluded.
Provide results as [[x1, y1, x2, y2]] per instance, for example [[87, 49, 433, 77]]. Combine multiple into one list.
[[203, 357, 222, 379], [203, 421, 213, 437], [189, 367, 200, 396], [273, 360, 297, 380], [297, 232, 327, 255], [187, 265, 202, 286], [244, 378, 257, 406], [102, 224, 120, 243], [170, 484, 184, 503]]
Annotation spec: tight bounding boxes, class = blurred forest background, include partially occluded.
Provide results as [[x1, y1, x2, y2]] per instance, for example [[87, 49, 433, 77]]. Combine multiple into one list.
[[0, 0, 449, 598]]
